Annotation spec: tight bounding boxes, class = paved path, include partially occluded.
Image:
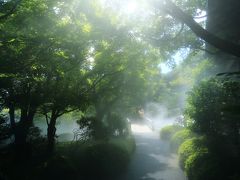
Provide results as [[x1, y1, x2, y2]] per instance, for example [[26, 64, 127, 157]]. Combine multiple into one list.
[[119, 123, 187, 180]]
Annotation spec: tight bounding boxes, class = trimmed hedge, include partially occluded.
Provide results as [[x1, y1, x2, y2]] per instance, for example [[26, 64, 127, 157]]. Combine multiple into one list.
[[177, 137, 223, 180], [178, 137, 207, 170], [170, 129, 194, 153], [68, 137, 135, 176], [185, 151, 220, 180], [30, 136, 135, 180], [160, 125, 183, 140]]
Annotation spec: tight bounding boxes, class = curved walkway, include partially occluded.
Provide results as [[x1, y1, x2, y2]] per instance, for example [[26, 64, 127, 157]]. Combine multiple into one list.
[[119, 123, 187, 180]]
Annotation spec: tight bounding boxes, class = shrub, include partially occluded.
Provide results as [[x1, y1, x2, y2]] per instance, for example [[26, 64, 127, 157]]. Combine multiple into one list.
[[34, 155, 77, 180], [106, 113, 130, 137], [185, 75, 240, 143], [56, 136, 135, 179], [83, 142, 129, 177], [184, 74, 240, 179], [170, 129, 194, 153], [185, 151, 220, 180], [178, 137, 207, 170], [160, 125, 183, 140], [109, 136, 136, 155], [83, 136, 135, 176], [77, 113, 130, 140], [0, 114, 10, 140]]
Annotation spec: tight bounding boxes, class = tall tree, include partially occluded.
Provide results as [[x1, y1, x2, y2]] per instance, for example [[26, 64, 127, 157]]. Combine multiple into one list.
[[206, 0, 240, 71]]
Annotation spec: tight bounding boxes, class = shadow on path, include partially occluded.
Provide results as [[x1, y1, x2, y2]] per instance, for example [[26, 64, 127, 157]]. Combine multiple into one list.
[[118, 124, 187, 180]]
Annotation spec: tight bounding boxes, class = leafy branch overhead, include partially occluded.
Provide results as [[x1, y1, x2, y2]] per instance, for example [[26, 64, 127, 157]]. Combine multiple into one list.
[[0, 0, 22, 20], [1, 0, 240, 58], [161, 0, 240, 58]]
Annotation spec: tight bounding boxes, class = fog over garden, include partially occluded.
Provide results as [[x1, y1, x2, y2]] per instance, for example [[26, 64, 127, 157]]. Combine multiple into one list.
[[0, 0, 240, 180]]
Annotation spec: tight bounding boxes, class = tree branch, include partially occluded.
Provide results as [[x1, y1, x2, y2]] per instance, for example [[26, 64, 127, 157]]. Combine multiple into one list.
[[171, 23, 184, 40], [194, 47, 217, 55], [194, 14, 207, 19], [80, 70, 123, 96], [45, 114, 50, 126], [158, 0, 240, 58], [58, 108, 78, 117], [0, 0, 22, 21]]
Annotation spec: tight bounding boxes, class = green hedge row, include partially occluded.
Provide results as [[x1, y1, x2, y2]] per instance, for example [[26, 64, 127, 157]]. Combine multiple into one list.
[[31, 136, 136, 180], [159, 125, 183, 140], [160, 126, 234, 180]]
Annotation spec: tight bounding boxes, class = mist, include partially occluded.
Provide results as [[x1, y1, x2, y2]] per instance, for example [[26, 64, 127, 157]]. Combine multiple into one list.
[[34, 115, 79, 142], [143, 102, 184, 131]]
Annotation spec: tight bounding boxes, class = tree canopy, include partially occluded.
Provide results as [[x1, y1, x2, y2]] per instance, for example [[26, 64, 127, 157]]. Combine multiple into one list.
[[0, 0, 240, 179]]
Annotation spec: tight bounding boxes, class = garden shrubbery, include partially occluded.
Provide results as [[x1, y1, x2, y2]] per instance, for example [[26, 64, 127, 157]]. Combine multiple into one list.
[[159, 75, 240, 180], [54, 136, 136, 179], [1, 135, 135, 180], [181, 74, 240, 180], [178, 137, 207, 170], [159, 125, 183, 140], [83, 142, 130, 176], [184, 150, 220, 180], [170, 129, 194, 153], [177, 137, 223, 180]]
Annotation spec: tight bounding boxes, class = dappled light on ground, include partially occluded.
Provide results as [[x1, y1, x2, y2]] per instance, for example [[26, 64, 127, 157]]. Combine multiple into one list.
[[131, 124, 152, 133], [121, 122, 186, 180]]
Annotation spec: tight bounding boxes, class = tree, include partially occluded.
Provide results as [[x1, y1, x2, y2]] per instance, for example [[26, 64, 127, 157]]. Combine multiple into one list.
[[0, 0, 92, 152], [161, 0, 240, 58], [184, 74, 240, 179], [0, 0, 22, 20], [205, 0, 240, 71]]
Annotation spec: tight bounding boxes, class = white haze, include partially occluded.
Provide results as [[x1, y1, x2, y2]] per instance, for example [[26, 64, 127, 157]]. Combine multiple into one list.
[[144, 102, 180, 131], [35, 116, 79, 142]]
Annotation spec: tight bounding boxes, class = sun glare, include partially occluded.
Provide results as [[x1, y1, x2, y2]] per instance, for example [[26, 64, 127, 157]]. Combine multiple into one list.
[[125, 2, 137, 14], [100, 0, 148, 18], [131, 124, 152, 133]]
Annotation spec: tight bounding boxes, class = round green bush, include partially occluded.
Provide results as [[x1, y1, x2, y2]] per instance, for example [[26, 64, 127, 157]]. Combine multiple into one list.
[[185, 152, 220, 180], [160, 125, 183, 140], [54, 137, 135, 179], [178, 137, 207, 170], [170, 129, 194, 153]]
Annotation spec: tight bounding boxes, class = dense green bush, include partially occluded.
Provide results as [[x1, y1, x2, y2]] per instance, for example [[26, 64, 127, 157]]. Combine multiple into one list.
[[83, 142, 130, 176], [4, 136, 136, 180], [170, 129, 194, 153], [185, 151, 220, 180], [178, 137, 207, 170], [77, 113, 130, 140], [178, 131, 236, 180], [56, 136, 135, 179], [34, 155, 77, 180], [184, 74, 240, 179], [185, 75, 240, 143], [160, 125, 183, 140], [0, 113, 10, 140]]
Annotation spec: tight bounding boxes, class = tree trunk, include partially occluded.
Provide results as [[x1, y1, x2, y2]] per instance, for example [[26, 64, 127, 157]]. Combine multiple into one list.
[[47, 113, 58, 154], [9, 103, 15, 130], [14, 120, 31, 159], [14, 106, 36, 159], [163, 0, 240, 59], [15, 106, 36, 143], [206, 0, 240, 72], [15, 107, 28, 146]]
